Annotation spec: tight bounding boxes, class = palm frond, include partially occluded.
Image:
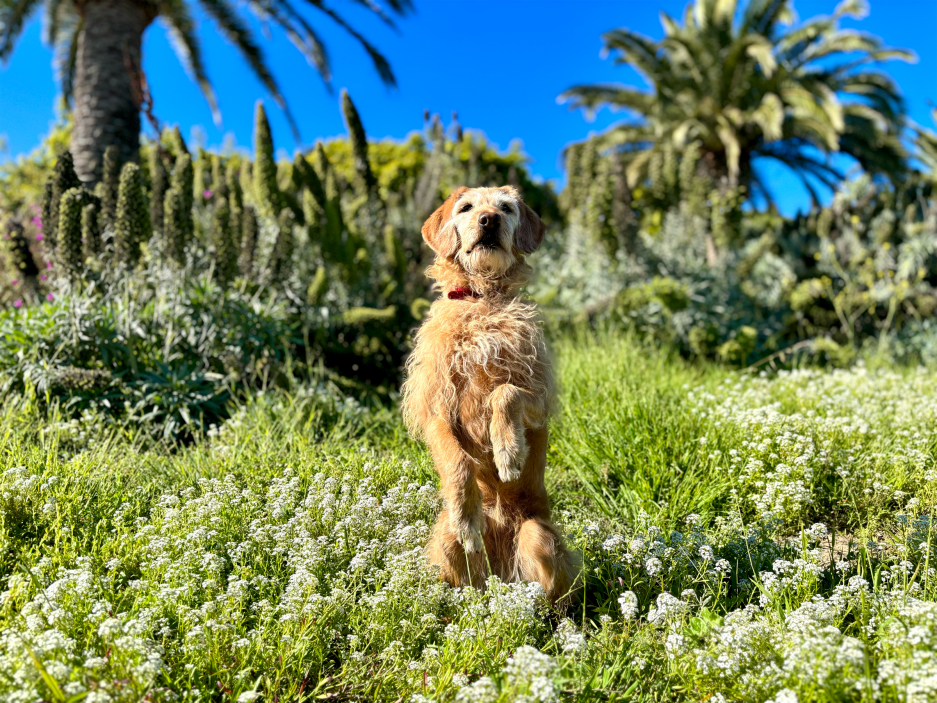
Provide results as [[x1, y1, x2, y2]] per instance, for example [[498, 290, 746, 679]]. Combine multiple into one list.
[[199, 0, 304, 137], [157, 0, 221, 126], [50, 7, 81, 104], [303, 0, 396, 86], [342, 0, 412, 30], [602, 28, 668, 84], [742, 0, 793, 36], [0, 0, 42, 61], [558, 84, 656, 119]]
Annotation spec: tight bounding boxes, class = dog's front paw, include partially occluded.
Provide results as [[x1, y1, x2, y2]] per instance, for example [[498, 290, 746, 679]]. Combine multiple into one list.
[[451, 510, 486, 554], [494, 427, 528, 483]]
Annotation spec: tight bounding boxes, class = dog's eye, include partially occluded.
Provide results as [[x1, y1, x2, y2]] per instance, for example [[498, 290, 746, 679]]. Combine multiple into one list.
[[500, 203, 514, 213], [459, 202, 473, 213]]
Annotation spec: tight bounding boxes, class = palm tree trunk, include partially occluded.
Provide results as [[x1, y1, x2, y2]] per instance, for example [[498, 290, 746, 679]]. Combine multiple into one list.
[[71, 0, 157, 183]]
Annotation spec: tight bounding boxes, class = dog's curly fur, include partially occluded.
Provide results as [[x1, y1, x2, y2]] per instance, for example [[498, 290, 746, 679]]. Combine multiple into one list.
[[401, 185, 579, 602]]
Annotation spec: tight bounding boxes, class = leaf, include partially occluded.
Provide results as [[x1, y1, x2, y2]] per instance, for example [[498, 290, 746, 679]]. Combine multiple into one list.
[[834, 0, 869, 20], [752, 92, 784, 141], [745, 37, 776, 78], [713, 0, 738, 27], [716, 116, 741, 183], [22, 640, 66, 702]]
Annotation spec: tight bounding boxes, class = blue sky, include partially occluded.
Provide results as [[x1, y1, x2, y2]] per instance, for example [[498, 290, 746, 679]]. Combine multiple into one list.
[[1, 0, 935, 215]]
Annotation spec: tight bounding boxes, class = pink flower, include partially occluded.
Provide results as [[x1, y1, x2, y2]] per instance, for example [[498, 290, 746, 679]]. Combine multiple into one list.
[[31, 217, 42, 229], [13, 300, 22, 308], [46, 293, 54, 302], [35, 234, 43, 242], [203, 189, 213, 199], [11, 280, 17, 287], [46, 262, 52, 269], [40, 275, 47, 281]]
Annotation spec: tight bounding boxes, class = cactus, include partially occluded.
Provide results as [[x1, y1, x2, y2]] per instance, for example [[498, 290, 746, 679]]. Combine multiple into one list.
[[149, 148, 168, 233], [40, 178, 54, 246], [225, 159, 243, 255], [294, 153, 325, 207], [253, 101, 282, 218], [82, 199, 102, 259], [164, 186, 188, 265], [4, 219, 40, 301], [115, 162, 150, 266], [559, 143, 582, 212], [226, 159, 242, 214], [302, 189, 323, 237], [383, 224, 407, 285], [164, 153, 194, 258], [341, 89, 376, 195], [608, 149, 637, 254], [44, 150, 82, 251], [239, 160, 253, 206], [194, 149, 211, 202], [239, 205, 258, 278], [296, 153, 325, 244], [175, 153, 195, 215], [211, 196, 238, 283], [168, 125, 189, 157], [586, 156, 613, 250], [409, 297, 431, 321], [99, 145, 121, 230], [317, 144, 346, 264], [269, 209, 294, 283], [58, 187, 86, 278], [342, 305, 396, 325], [306, 266, 328, 305]]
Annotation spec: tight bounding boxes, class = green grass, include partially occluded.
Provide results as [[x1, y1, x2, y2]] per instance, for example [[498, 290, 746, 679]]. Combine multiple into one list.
[[3, 330, 937, 702]]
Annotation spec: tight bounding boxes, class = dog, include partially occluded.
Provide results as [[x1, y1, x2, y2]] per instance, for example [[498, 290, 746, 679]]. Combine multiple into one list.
[[401, 185, 578, 603]]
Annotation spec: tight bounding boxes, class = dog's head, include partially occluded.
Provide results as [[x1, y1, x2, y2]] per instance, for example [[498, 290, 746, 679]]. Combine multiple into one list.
[[421, 186, 545, 279]]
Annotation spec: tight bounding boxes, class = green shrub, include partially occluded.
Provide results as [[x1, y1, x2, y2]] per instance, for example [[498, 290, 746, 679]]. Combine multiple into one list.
[[56, 187, 87, 277], [114, 162, 150, 266]]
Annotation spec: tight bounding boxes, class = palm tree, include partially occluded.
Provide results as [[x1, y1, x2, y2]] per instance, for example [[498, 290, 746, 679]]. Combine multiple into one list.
[[559, 0, 913, 206], [0, 0, 411, 183]]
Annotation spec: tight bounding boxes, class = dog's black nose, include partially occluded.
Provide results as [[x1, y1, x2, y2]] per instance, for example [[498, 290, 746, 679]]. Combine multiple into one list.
[[478, 211, 501, 229]]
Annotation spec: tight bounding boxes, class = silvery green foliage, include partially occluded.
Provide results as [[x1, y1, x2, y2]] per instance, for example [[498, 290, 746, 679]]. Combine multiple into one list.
[[528, 221, 629, 313]]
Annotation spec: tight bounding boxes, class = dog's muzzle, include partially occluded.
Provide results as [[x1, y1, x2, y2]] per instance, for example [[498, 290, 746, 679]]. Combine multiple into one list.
[[470, 212, 503, 252]]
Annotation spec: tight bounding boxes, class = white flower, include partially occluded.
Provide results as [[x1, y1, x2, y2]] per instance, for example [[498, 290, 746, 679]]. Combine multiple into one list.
[[618, 591, 639, 620], [454, 676, 498, 703], [645, 557, 662, 576], [647, 593, 686, 627], [237, 692, 261, 703], [97, 617, 122, 638], [556, 619, 586, 654], [665, 632, 686, 659], [698, 545, 714, 561]]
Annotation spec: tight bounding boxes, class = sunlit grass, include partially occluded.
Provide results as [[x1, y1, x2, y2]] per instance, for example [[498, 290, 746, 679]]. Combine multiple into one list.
[[3, 331, 937, 702]]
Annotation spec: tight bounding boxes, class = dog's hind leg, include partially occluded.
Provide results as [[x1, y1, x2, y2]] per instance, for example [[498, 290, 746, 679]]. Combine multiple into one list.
[[424, 417, 485, 554], [514, 517, 580, 604], [426, 508, 490, 589]]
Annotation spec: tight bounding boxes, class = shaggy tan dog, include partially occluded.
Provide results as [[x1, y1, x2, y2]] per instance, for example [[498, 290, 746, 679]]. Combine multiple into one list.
[[401, 185, 578, 603]]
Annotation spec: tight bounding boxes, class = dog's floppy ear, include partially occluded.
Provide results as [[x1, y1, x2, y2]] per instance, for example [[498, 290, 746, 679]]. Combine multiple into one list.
[[515, 201, 546, 254], [422, 187, 468, 257]]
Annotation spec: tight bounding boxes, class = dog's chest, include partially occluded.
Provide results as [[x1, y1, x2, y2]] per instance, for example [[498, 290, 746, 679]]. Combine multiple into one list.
[[444, 299, 543, 384]]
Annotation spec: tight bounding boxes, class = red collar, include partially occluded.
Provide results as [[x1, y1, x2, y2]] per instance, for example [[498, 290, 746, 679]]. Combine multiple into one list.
[[447, 287, 482, 301]]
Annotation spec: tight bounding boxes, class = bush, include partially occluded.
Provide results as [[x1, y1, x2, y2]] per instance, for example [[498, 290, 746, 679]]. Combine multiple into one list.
[[0, 98, 564, 437], [536, 174, 937, 367]]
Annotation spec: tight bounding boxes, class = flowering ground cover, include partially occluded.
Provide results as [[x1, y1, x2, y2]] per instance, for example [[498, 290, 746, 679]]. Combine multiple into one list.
[[2, 331, 937, 702]]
